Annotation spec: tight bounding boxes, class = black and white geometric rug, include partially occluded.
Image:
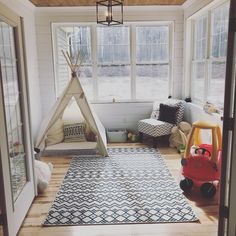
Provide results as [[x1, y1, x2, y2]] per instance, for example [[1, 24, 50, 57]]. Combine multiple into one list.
[[43, 148, 198, 226]]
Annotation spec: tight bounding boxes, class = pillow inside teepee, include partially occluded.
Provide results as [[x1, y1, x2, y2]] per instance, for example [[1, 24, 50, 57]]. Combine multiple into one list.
[[45, 118, 64, 146], [63, 123, 86, 142]]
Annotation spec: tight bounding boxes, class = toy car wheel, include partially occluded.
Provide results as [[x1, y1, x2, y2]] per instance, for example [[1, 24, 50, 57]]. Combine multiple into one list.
[[180, 178, 193, 192], [200, 183, 216, 198]]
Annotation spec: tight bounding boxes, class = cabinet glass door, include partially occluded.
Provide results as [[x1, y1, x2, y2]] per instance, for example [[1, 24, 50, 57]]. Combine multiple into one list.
[[0, 4, 35, 236], [0, 21, 27, 202]]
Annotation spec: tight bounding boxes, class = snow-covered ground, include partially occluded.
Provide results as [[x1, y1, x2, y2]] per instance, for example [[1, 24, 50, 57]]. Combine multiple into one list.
[[80, 76, 168, 101]]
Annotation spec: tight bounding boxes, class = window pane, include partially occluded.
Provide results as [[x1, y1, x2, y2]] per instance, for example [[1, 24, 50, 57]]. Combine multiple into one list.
[[97, 26, 130, 100], [136, 26, 169, 62], [211, 4, 229, 58], [69, 26, 91, 63], [97, 65, 130, 100], [207, 61, 226, 107], [136, 26, 169, 99], [79, 66, 93, 100], [136, 64, 169, 100], [192, 62, 205, 102], [194, 16, 207, 60], [97, 26, 129, 64]]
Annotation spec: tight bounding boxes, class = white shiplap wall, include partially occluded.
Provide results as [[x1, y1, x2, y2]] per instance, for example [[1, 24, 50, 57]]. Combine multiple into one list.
[[35, 6, 184, 131], [54, 28, 70, 95], [0, 0, 41, 139], [93, 102, 153, 131]]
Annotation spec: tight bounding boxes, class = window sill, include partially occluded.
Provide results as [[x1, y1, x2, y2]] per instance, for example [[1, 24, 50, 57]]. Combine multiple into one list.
[[90, 100, 154, 105], [187, 102, 223, 119]]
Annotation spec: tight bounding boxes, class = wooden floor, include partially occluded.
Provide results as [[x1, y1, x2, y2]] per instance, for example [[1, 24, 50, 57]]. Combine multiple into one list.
[[18, 143, 219, 236]]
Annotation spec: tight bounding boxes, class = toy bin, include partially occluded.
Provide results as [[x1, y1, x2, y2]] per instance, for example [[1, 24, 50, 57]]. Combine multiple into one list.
[[106, 129, 127, 143]]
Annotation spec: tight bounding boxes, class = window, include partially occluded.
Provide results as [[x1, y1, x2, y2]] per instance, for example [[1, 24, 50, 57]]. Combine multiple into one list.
[[208, 4, 229, 105], [191, 3, 229, 108], [97, 26, 130, 100], [192, 15, 207, 102], [55, 26, 93, 98], [136, 26, 169, 100], [53, 23, 172, 102]]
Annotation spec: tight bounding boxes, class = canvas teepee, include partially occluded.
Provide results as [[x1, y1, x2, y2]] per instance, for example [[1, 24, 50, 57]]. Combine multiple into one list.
[[35, 51, 108, 157]]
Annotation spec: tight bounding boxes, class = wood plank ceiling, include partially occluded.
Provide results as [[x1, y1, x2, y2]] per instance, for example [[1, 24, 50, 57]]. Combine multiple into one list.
[[29, 0, 186, 6]]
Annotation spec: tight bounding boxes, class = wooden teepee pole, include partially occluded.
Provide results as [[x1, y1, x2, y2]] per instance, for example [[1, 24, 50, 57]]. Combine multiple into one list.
[[61, 50, 73, 71], [62, 49, 84, 75], [74, 50, 80, 70]]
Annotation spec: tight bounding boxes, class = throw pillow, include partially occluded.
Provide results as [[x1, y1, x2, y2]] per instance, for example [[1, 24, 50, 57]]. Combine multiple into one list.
[[158, 103, 179, 124], [165, 99, 186, 123], [46, 118, 64, 146], [64, 123, 86, 142]]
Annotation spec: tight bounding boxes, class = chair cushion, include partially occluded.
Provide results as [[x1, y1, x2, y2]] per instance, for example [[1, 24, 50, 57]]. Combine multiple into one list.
[[138, 119, 174, 137], [158, 103, 179, 124]]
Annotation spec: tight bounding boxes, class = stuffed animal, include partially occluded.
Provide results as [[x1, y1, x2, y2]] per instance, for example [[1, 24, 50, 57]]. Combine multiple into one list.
[[169, 121, 192, 149], [34, 159, 53, 193]]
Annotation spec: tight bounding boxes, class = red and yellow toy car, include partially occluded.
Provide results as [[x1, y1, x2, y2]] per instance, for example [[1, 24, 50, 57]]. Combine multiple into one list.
[[180, 121, 222, 198]]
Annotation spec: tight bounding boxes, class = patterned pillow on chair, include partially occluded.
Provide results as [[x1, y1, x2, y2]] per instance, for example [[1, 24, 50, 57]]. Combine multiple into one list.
[[64, 123, 86, 142], [164, 99, 186, 124]]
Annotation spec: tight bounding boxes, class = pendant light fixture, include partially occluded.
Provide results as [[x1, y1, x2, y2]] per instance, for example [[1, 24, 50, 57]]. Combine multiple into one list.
[[96, 0, 123, 26]]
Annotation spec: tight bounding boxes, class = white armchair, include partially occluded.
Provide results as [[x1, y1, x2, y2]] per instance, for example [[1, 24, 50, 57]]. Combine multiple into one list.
[[138, 99, 186, 148]]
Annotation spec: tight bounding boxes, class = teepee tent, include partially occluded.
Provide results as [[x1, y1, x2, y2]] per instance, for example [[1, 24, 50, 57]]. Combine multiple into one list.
[[35, 51, 108, 157]]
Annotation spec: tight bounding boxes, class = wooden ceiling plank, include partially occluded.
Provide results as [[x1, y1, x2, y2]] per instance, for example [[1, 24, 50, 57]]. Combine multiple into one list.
[[29, 0, 186, 7]]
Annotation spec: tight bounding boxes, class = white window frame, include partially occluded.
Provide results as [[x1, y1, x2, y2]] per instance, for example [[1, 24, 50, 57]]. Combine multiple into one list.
[[188, 0, 229, 108], [191, 13, 208, 103], [52, 21, 173, 103], [134, 23, 172, 101], [96, 25, 131, 101]]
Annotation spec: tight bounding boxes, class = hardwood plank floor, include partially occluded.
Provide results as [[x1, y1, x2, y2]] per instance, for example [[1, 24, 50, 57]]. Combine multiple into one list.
[[18, 143, 219, 236]]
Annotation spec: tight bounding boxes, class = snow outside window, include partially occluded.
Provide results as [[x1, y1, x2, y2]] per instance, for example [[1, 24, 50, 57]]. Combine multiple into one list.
[[53, 23, 172, 102], [97, 26, 130, 100], [136, 26, 169, 100]]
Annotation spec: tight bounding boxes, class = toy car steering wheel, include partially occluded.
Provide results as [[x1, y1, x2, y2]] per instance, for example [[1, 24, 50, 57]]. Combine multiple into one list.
[[194, 148, 211, 157]]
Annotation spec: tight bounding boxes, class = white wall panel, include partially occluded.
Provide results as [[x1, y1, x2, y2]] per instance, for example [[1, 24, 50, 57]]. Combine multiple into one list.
[[93, 102, 153, 131]]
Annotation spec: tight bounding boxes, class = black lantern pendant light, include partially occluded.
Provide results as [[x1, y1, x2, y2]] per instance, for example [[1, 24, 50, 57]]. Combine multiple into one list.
[[96, 0, 123, 26]]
